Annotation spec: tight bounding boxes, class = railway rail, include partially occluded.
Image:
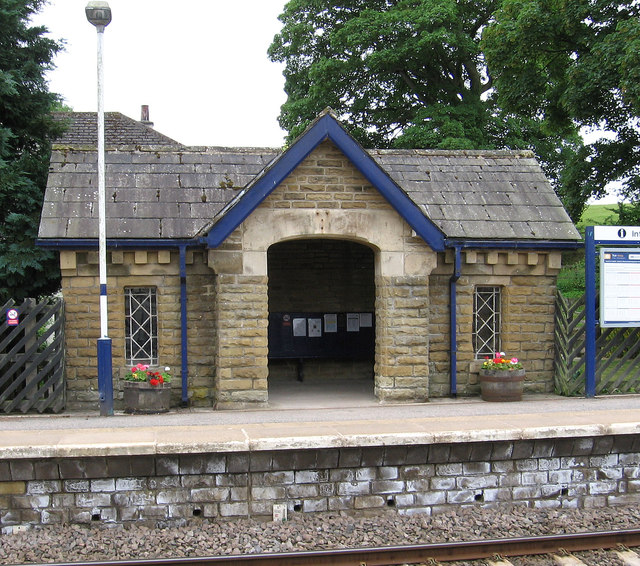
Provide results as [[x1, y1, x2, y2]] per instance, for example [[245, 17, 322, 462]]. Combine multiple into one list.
[[19, 528, 640, 566]]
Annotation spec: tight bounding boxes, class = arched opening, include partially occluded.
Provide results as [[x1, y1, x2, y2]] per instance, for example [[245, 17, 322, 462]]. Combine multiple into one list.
[[267, 238, 376, 407]]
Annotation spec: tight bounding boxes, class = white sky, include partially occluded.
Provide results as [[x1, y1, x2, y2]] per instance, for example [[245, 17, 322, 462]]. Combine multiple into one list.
[[34, 0, 288, 147]]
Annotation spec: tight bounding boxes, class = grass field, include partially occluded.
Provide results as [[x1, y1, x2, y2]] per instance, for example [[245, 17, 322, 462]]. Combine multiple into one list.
[[575, 203, 620, 234], [557, 203, 621, 297]]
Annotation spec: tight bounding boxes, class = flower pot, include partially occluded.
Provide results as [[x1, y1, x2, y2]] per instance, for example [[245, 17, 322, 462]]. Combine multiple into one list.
[[123, 381, 171, 414], [479, 369, 525, 402]]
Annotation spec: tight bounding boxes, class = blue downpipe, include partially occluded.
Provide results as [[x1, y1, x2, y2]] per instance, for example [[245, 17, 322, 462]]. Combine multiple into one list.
[[180, 246, 189, 405], [450, 247, 462, 397]]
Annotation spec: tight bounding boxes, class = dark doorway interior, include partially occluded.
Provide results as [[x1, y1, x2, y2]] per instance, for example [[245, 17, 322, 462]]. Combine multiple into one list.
[[267, 239, 376, 391]]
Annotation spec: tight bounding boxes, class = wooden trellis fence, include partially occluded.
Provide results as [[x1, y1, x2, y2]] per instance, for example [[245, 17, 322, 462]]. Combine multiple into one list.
[[555, 293, 640, 395], [0, 298, 65, 413]]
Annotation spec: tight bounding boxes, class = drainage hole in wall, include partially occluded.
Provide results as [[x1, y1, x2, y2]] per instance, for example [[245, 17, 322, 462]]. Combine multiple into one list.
[[386, 497, 396, 507], [561, 487, 569, 496], [192, 508, 202, 517], [293, 504, 302, 512], [91, 513, 101, 522], [474, 492, 484, 502]]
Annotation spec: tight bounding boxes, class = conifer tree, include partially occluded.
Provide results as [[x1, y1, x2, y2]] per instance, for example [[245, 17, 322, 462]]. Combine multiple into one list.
[[0, 0, 63, 302]]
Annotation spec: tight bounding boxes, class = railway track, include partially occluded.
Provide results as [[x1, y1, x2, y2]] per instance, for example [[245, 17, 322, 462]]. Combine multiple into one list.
[[22, 528, 640, 566]]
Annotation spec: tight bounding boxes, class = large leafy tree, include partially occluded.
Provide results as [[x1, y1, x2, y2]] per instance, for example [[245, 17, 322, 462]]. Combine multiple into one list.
[[269, 0, 492, 147], [268, 0, 590, 219], [483, 0, 640, 218], [0, 0, 63, 302]]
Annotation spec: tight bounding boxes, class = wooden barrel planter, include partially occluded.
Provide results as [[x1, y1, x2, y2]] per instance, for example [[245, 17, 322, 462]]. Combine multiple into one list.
[[123, 381, 171, 414], [479, 369, 526, 402]]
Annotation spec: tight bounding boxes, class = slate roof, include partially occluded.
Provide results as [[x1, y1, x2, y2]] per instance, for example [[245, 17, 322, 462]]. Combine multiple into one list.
[[370, 149, 578, 241], [52, 112, 182, 147], [38, 112, 580, 245], [39, 145, 278, 240]]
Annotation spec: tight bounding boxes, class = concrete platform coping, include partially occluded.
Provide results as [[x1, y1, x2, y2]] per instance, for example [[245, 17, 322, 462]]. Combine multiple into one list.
[[0, 395, 639, 459]]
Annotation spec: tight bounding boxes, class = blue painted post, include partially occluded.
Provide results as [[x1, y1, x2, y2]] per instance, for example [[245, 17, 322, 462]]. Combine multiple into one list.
[[97, 337, 113, 415], [584, 226, 597, 397]]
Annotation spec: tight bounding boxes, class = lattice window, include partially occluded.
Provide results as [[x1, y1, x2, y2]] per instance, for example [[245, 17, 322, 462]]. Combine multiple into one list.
[[473, 286, 501, 358], [125, 287, 158, 365]]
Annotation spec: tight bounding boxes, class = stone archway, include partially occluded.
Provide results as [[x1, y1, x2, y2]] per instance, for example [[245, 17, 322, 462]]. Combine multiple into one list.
[[267, 239, 376, 403], [209, 206, 438, 409]]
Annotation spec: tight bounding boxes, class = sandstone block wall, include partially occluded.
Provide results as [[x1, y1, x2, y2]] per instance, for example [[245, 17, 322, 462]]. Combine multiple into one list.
[[1, 434, 637, 527], [376, 276, 430, 402], [214, 274, 269, 409], [60, 250, 215, 411], [429, 249, 563, 397]]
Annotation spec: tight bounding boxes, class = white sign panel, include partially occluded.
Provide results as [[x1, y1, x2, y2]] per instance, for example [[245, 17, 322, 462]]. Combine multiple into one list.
[[593, 226, 640, 242], [600, 248, 640, 327]]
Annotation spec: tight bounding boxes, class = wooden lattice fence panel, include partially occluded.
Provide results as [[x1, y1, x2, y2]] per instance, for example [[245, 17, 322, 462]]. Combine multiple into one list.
[[0, 298, 65, 413], [596, 326, 640, 394], [554, 293, 586, 395], [555, 292, 640, 395]]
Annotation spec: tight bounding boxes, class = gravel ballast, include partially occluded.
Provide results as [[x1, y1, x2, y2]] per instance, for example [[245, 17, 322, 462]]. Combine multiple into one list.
[[1, 505, 639, 564]]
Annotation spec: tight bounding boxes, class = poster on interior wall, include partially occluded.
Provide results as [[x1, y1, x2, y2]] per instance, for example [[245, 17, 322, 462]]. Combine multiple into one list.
[[293, 318, 306, 336], [308, 318, 322, 337], [359, 313, 373, 327], [347, 313, 360, 332], [324, 314, 337, 333]]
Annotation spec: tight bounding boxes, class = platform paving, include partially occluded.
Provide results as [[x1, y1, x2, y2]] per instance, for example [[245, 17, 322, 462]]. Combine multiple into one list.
[[0, 391, 639, 459]]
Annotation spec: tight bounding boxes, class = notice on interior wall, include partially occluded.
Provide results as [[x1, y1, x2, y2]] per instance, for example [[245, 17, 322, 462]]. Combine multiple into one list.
[[359, 313, 373, 327], [347, 313, 360, 332], [324, 313, 337, 333], [308, 318, 322, 337], [293, 318, 306, 337]]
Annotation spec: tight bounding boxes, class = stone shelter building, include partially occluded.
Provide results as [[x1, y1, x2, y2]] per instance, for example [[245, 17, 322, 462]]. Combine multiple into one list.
[[38, 109, 581, 411]]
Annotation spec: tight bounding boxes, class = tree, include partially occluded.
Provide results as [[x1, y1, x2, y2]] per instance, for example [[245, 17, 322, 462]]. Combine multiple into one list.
[[268, 0, 590, 220], [0, 0, 63, 302], [483, 0, 640, 217], [269, 0, 500, 147]]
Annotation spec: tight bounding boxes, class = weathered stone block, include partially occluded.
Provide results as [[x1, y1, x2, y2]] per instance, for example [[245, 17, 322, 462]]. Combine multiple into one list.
[[75, 493, 110, 508], [0, 481, 26, 495], [9, 461, 34, 481], [219, 502, 249, 517]]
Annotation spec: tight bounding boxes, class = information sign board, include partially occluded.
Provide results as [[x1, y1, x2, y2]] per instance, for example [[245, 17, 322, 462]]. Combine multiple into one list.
[[594, 226, 640, 242], [600, 247, 640, 327]]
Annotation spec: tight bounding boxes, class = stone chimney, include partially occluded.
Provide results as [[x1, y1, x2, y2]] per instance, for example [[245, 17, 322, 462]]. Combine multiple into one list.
[[140, 105, 154, 127]]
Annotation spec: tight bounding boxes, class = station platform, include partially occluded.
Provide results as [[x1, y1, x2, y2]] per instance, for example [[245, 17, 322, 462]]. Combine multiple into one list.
[[1, 387, 639, 459]]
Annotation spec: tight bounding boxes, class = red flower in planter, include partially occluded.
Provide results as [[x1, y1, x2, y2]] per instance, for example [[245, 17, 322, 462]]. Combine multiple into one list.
[[480, 352, 523, 371], [124, 365, 172, 384]]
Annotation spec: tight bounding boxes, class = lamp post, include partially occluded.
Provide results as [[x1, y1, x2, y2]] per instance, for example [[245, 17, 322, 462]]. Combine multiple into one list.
[[86, 1, 113, 416]]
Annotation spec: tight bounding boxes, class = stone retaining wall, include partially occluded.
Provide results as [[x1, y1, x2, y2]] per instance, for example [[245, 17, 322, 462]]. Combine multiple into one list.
[[1, 435, 638, 527]]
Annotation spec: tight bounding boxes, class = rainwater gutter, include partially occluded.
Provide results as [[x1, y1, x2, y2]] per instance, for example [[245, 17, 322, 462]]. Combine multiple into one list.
[[449, 246, 462, 398], [444, 239, 583, 250]]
